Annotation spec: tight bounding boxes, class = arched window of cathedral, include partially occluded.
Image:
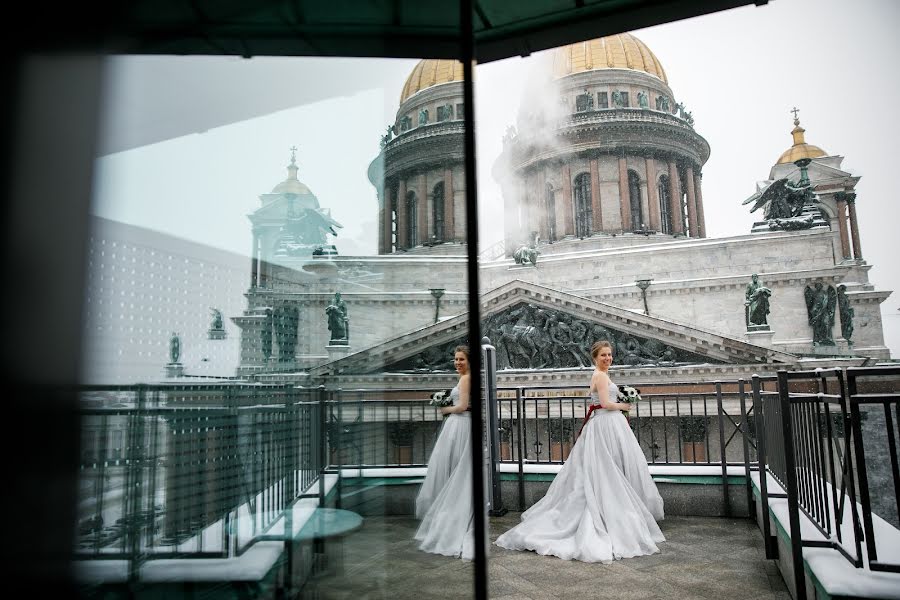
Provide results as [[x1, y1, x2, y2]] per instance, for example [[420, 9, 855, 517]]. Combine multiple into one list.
[[628, 170, 643, 231], [573, 172, 593, 238], [597, 91, 609, 109], [432, 182, 445, 241], [658, 175, 672, 234], [406, 191, 418, 247], [545, 183, 557, 242]]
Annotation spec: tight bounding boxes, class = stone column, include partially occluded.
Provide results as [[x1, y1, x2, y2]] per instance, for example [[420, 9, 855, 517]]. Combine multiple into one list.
[[561, 165, 574, 236], [685, 165, 698, 238], [418, 173, 428, 245], [535, 169, 550, 241], [250, 230, 259, 288], [444, 168, 455, 242], [846, 193, 863, 260], [397, 179, 408, 249], [694, 171, 706, 238], [618, 156, 630, 233], [377, 202, 385, 254], [668, 161, 683, 235], [645, 157, 660, 232], [590, 158, 602, 233], [834, 192, 852, 260], [381, 186, 392, 253]]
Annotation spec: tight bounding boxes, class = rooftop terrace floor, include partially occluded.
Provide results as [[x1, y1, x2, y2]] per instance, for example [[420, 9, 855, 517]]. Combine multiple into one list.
[[309, 513, 791, 599]]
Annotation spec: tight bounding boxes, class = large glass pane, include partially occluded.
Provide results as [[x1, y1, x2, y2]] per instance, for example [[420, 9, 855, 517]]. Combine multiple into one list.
[[75, 55, 480, 599]]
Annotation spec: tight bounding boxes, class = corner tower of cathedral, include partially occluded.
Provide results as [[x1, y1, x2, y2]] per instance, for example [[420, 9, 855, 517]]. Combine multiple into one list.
[[494, 33, 710, 255]]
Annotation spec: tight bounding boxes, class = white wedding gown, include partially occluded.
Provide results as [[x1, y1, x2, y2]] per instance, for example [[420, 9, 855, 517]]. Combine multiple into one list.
[[414, 383, 475, 559], [494, 376, 664, 563]]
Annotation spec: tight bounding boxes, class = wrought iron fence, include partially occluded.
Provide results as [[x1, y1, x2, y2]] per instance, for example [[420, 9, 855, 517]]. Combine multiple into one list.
[[75, 382, 326, 580], [751, 366, 900, 600], [848, 366, 900, 574]]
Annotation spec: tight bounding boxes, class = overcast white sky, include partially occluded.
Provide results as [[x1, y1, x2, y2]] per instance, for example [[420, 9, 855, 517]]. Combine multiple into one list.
[[91, 0, 899, 356]]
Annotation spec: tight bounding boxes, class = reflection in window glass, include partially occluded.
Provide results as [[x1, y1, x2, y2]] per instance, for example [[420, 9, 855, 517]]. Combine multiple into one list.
[[76, 55, 477, 599]]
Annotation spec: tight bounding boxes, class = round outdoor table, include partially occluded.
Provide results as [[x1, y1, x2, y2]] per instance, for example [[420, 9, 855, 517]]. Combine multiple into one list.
[[295, 508, 363, 583], [294, 508, 363, 543]]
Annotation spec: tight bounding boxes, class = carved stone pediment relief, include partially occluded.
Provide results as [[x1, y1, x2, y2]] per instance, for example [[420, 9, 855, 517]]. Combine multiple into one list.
[[309, 280, 797, 376]]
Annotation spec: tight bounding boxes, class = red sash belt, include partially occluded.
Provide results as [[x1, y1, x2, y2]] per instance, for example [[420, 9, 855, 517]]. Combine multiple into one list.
[[577, 403, 603, 438]]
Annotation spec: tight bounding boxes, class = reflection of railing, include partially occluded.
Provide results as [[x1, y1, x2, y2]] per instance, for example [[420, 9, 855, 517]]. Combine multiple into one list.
[[751, 366, 900, 600], [76, 383, 327, 582], [478, 240, 506, 262]]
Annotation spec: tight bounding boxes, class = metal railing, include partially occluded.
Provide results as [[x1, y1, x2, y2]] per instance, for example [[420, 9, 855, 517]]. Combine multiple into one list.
[[76, 383, 328, 584], [751, 366, 900, 600], [325, 378, 759, 518], [848, 366, 900, 574]]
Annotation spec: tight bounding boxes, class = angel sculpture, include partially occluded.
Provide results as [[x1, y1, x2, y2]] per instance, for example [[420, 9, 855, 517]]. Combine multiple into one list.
[[513, 232, 541, 266], [742, 178, 810, 221], [804, 282, 837, 346]]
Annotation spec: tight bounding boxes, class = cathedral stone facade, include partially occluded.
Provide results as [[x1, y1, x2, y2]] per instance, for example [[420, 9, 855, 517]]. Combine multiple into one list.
[[234, 33, 892, 385]]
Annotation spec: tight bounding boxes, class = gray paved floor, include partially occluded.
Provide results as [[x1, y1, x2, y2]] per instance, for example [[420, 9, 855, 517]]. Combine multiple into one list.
[[309, 513, 791, 599]]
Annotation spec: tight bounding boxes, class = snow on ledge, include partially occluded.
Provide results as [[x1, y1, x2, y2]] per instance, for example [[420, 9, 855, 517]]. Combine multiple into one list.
[[340, 464, 747, 478], [750, 471, 900, 599]]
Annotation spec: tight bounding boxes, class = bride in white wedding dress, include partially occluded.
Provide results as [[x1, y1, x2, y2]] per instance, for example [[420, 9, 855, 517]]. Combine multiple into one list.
[[494, 340, 664, 563], [414, 345, 475, 560]]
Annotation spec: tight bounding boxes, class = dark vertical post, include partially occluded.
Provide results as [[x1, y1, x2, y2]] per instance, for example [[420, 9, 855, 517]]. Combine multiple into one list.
[[461, 1, 486, 595], [778, 371, 806, 600], [318, 384, 327, 506], [738, 380, 754, 518], [752, 375, 776, 559], [716, 382, 731, 516], [516, 387, 525, 512], [459, 0, 488, 600], [483, 340, 506, 516]]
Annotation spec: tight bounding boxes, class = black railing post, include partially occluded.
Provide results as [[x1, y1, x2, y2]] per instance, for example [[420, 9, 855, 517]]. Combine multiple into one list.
[[715, 381, 730, 516], [515, 387, 525, 512], [778, 370, 807, 600], [738, 379, 754, 518], [752, 375, 776, 559], [317, 384, 326, 506], [336, 387, 343, 509], [482, 340, 506, 516]]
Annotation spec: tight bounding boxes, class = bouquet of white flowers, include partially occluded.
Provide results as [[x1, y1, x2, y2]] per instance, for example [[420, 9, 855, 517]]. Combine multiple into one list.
[[429, 389, 453, 408], [616, 385, 641, 418]]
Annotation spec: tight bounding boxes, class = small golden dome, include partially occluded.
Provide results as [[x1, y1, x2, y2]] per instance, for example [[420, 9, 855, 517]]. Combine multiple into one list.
[[552, 33, 667, 84], [272, 155, 312, 196], [399, 59, 464, 104], [776, 117, 827, 164]]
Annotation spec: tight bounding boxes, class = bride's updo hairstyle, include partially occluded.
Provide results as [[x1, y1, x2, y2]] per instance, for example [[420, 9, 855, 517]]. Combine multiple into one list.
[[590, 340, 614, 360], [455, 345, 470, 358]]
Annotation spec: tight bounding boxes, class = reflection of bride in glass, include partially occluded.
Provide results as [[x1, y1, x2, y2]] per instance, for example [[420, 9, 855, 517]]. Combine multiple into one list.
[[495, 340, 664, 563], [414, 345, 474, 560]]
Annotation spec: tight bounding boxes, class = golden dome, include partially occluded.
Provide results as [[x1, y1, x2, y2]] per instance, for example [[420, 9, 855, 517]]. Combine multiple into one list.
[[399, 59, 464, 104], [552, 33, 667, 84], [776, 118, 827, 164], [272, 156, 313, 196]]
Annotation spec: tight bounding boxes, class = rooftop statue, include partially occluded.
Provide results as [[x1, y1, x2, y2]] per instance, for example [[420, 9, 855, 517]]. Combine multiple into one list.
[[326, 291, 349, 343], [804, 282, 837, 346], [513, 233, 540, 266], [744, 274, 772, 329], [743, 178, 810, 221], [837, 284, 854, 344], [169, 332, 181, 364], [637, 91, 649, 109]]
